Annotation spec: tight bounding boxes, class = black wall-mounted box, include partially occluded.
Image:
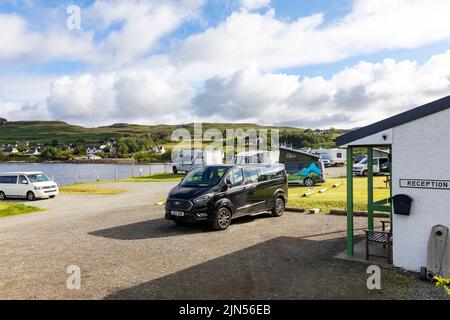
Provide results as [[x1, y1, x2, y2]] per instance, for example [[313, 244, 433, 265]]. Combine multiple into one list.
[[392, 194, 413, 215]]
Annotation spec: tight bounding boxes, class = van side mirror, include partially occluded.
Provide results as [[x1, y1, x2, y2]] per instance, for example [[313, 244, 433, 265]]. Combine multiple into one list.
[[22, 180, 28, 184]]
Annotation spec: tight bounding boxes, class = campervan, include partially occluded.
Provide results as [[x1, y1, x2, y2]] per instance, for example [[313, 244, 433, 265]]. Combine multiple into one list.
[[234, 150, 280, 165], [352, 157, 390, 176], [172, 150, 224, 174], [0, 172, 59, 201]]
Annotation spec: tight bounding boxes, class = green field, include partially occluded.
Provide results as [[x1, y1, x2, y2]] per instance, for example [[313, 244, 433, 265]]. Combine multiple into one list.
[[0, 202, 44, 218], [287, 177, 390, 212], [120, 174, 390, 213]]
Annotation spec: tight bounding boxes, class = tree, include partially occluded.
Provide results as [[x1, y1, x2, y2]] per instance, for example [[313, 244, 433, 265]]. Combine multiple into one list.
[[51, 139, 59, 147], [41, 147, 60, 160], [0, 118, 7, 125], [116, 139, 129, 156]]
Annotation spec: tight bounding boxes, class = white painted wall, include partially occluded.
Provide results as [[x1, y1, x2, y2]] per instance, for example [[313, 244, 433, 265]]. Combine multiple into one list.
[[344, 129, 393, 147], [392, 108, 450, 271]]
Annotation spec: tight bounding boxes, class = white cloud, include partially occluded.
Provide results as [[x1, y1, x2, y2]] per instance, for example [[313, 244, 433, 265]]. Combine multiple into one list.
[[0, 13, 40, 60], [45, 68, 194, 125], [191, 51, 450, 128], [239, 0, 271, 10], [174, 0, 450, 75]]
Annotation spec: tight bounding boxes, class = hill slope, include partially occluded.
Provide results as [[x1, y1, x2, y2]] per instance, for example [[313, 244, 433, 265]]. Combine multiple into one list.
[[0, 121, 341, 148]]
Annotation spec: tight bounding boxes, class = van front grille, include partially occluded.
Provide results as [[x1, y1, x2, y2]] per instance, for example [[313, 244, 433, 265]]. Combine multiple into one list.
[[166, 199, 193, 211]]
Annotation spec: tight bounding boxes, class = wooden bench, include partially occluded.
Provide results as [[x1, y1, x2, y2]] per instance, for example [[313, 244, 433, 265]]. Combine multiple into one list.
[[364, 220, 392, 263]]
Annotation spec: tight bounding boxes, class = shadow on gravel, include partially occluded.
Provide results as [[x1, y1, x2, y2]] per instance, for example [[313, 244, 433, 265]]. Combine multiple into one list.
[[89, 215, 265, 240], [103, 235, 393, 300]]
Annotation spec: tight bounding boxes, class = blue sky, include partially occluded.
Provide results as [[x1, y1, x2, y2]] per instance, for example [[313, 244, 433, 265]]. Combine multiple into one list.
[[1, 0, 450, 128]]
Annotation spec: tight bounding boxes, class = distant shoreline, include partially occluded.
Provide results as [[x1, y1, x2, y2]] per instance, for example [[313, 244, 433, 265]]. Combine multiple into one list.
[[0, 159, 171, 165]]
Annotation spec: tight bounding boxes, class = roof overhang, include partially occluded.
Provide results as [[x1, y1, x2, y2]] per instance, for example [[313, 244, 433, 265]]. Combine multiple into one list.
[[336, 95, 450, 147]]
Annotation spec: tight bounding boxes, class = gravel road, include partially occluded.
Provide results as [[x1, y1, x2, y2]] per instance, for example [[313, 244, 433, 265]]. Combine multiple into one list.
[[0, 182, 444, 300]]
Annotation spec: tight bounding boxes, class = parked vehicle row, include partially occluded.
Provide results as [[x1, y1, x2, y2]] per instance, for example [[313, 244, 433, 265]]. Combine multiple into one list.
[[165, 164, 288, 230], [0, 171, 59, 201]]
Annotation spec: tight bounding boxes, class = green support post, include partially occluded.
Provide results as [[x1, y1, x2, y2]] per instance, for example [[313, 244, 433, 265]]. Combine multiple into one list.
[[367, 147, 374, 233], [346, 147, 354, 256], [389, 145, 393, 223]]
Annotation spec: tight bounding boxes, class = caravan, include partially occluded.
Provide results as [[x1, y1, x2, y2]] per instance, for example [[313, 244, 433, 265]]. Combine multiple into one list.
[[312, 148, 346, 167]]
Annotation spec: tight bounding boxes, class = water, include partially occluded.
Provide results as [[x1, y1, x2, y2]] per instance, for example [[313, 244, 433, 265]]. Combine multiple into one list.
[[0, 163, 172, 186]]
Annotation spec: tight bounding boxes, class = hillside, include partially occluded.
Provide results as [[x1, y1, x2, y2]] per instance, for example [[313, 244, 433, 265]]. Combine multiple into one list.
[[0, 121, 342, 148]]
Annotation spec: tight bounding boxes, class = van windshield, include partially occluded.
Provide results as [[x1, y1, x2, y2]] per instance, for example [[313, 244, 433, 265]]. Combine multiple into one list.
[[181, 167, 228, 187], [27, 174, 50, 183], [358, 158, 368, 164]]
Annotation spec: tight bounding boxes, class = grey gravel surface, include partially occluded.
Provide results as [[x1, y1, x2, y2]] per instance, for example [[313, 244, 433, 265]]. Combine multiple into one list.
[[0, 182, 446, 300]]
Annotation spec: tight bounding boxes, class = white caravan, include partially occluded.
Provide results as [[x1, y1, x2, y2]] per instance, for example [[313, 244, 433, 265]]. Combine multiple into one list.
[[234, 150, 280, 165], [172, 150, 224, 174], [0, 171, 59, 201], [312, 148, 346, 166]]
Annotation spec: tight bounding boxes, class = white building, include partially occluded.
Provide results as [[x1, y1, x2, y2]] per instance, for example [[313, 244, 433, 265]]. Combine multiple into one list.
[[336, 95, 450, 274], [86, 146, 103, 155]]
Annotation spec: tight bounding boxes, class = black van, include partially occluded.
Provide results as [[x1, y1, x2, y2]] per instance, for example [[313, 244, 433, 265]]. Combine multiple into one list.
[[165, 164, 288, 231]]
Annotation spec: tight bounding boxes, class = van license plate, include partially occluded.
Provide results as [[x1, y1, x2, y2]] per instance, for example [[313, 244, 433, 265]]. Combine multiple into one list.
[[171, 211, 184, 217]]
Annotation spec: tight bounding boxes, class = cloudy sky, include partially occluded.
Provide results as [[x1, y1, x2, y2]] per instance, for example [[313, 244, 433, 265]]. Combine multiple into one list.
[[1, 0, 450, 128]]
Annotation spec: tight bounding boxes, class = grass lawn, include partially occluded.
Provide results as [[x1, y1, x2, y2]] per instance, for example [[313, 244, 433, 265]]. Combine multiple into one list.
[[60, 185, 127, 195], [287, 176, 390, 213], [120, 173, 185, 183], [0, 202, 44, 218]]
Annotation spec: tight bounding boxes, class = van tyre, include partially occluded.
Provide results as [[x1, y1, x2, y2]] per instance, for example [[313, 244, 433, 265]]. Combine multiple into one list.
[[304, 177, 314, 187], [27, 191, 36, 201], [212, 207, 232, 231], [49, 195, 56, 199], [362, 170, 368, 177], [272, 197, 285, 217], [172, 166, 178, 174], [0, 191, 5, 200]]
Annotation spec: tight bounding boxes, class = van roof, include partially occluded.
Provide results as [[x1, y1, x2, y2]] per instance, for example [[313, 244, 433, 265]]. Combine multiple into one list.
[[0, 171, 44, 175]]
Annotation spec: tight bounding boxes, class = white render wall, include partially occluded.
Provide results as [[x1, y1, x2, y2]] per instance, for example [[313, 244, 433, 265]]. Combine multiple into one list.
[[392, 108, 450, 271]]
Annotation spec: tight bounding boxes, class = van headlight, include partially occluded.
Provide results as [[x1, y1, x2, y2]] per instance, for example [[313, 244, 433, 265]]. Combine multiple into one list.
[[35, 186, 43, 190], [193, 193, 214, 205]]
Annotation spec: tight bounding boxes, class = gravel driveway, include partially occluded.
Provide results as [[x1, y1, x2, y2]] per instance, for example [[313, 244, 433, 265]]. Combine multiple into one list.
[[0, 182, 445, 300]]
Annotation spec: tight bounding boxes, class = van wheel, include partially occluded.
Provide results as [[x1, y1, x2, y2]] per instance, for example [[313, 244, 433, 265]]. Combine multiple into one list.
[[27, 191, 36, 201], [172, 166, 178, 174], [272, 197, 285, 217], [304, 177, 314, 187], [212, 207, 232, 231], [49, 195, 56, 199], [362, 170, 368, 177], [0, 191, 5, 200]]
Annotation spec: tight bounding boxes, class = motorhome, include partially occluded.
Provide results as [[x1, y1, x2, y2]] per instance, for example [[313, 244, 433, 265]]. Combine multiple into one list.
[[0, 172, 59, 201], [234, 150, 280, 165], [172, 149, 224, 174], [312, 148, 346, 166]]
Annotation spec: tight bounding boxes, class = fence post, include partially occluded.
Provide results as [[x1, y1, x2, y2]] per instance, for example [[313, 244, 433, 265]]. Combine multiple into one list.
[[115, 170, 118, 180], [97, 171, 100, 181]]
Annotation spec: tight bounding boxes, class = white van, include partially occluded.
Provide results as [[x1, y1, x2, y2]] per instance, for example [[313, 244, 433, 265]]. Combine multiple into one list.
[[172, 150, 224, 174], [0, 172, 59, 201], [352, 157, 389, 176]]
